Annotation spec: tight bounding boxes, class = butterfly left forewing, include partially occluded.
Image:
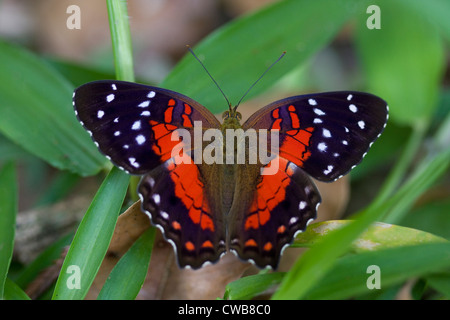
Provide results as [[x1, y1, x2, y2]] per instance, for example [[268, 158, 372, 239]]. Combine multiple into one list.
[[74, 80, 220, 174], [74, 80, 226, 269]]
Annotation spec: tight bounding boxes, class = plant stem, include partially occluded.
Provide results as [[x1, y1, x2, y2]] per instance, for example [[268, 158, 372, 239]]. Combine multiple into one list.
[[106, 0, 141, 200], [106, 0, 135, 82]]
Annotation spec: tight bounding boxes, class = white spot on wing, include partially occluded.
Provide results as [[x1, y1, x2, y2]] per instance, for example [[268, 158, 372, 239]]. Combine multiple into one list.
[[347, 94, 353, 101], [129, 157, 140, 168], [323, 128, 331, 138], [97, 110, 105, 119], [132, 120, 141, 130], [323, 165, 333, 175], [349, 104, 357, 113], [308, 99, 317, 106], [358, 120, 365, 129], [138, 101, 150, 108], [299, 201, 307, 210], [147, 91, 156, 98], [318, 142, 327, 152], [111, 84, 117, 90], [160, 211, 169, 220], [314, 108, 325, 116], [136, 134, 146, 145], [106, 94, 115, 102], [152, 193, 160, 204], [314, 118, 323, 124], [289, 217, 299, 225]]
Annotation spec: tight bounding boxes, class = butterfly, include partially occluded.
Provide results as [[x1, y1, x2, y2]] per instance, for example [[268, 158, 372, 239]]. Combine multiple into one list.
[[73, 72, 388, 270]]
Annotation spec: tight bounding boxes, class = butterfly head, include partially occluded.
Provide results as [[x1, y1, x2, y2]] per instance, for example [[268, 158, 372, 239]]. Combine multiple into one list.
[[222, 104, 242, 122]]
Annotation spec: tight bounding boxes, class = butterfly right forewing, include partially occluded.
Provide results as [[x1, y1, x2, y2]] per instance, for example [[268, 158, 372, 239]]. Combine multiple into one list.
[[244, 91, 389, 182]]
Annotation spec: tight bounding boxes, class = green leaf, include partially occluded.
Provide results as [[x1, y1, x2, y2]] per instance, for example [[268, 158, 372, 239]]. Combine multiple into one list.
[[0, 162, 17, 299], [224, 272, 285, 300], [107, 0, 135, 82], [356, 0, 444, 127], [97, 228, 155, 300], [161, 0, 360, 113], [226, 221, 445, 300], [305, 243, 450, 299], [52, 167, 129, 300], [0, 40, 106, 176], [294, 221, 447, 252], [3, 278, 30, 300]]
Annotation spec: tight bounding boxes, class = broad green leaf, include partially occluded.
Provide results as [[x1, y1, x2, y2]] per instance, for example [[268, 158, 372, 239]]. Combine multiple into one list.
[[224, 272, 285, 300], [162, 0, 360, 113], [305, 242, 450, 299], [356, 0, 444, 127], [3, 278, 30, 300], [97, 228, 155, 300], [226, 221, 445, 299], [0, 40, 106, 176], [293, 221, 446, 252], [0, 162, 17, 299], [52, 167, 129, 300]]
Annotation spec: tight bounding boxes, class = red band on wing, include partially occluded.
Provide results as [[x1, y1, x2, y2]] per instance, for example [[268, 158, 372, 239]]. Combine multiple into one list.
[[288, 105, 300, 129], [279, 127, 314, 167], [245, 157, 291, 230], [149, 120, 180, 162], [168, 99, 176, 107], [168, 160, 214, 232], [271, 108, 282, 130], [182, 103, 194, 127]]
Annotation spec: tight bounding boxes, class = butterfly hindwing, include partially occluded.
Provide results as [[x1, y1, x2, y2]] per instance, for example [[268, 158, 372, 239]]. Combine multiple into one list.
[[244, 91, 389, 182], [73, 80, 220, 174], [228, 157, 320, 269], [138, 160, 226, 269]]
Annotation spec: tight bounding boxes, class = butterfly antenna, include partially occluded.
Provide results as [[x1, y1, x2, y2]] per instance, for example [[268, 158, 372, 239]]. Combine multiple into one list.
[[187, 45, 232, 110], [235, 51, 286, 110]]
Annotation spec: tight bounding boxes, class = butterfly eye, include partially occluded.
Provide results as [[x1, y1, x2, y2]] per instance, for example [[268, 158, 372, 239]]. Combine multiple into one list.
[[236, 112, 242, 121], [222, 111, 230, 119]]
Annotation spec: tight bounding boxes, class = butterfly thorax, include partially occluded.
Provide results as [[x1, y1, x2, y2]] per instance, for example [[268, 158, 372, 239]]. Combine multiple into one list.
[[218, 106, 244, 216]]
